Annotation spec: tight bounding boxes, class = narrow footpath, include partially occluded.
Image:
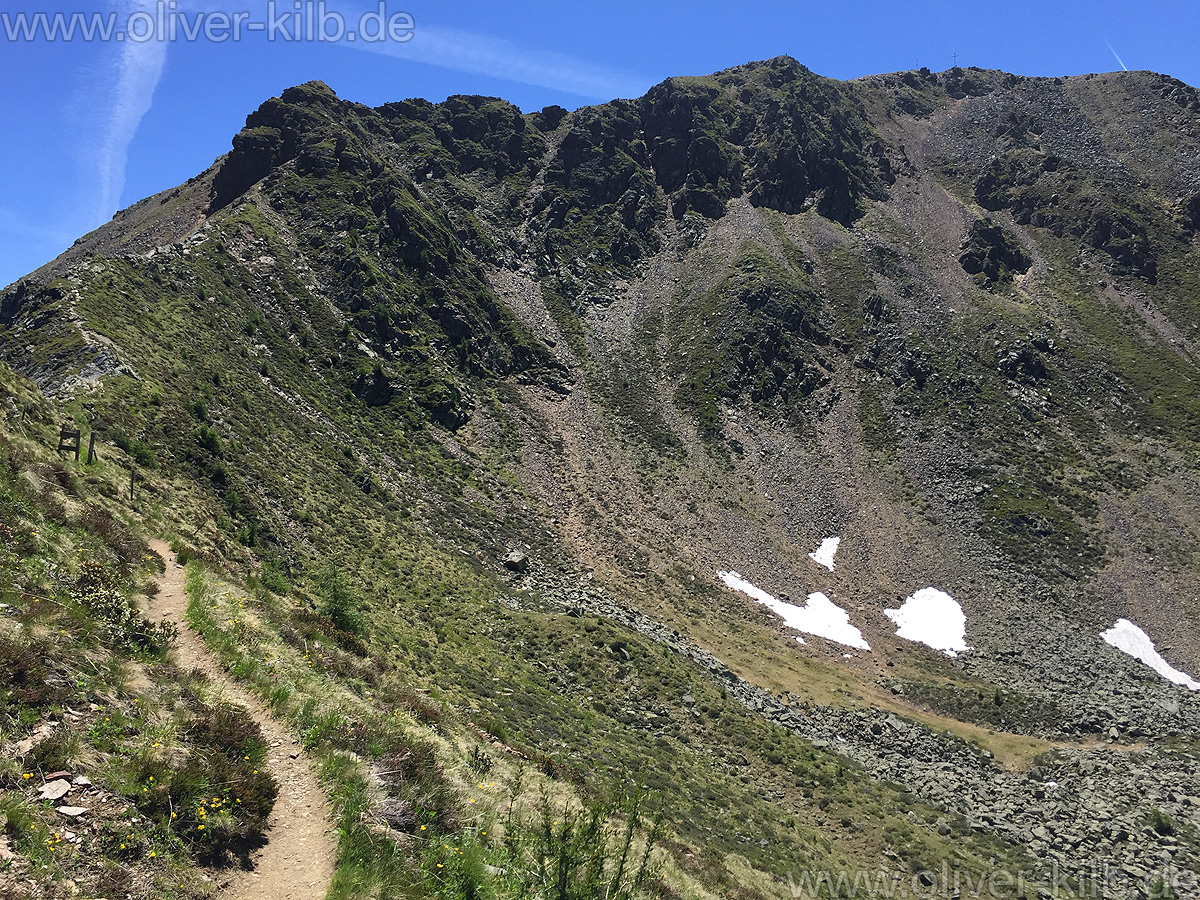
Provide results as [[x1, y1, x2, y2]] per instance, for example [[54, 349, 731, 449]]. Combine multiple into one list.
[[148, 540, 336, 900]]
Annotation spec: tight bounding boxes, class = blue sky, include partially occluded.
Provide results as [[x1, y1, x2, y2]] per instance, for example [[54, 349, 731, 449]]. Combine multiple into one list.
[[2, 0, 1198, 288]]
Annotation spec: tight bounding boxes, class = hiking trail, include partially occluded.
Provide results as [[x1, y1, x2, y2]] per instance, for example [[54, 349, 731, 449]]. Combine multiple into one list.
[[148, 540, 336, 900]]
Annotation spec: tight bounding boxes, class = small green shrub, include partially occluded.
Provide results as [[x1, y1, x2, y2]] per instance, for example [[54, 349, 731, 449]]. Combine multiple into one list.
[[185, 702, 269, 763], [130, 442, 158, 468], [33, 461, 76, 494], [284, 609, 368, 655], [516, 787, 664, 900], [186, 398, 209, 422], [375, 740, 457, 833], [1150, 875, 1177, 899], [111, 429, 158, 468], [26, 723, 82, 772], [386, 687, 445, 728], [129, 701, 278, 863], [1148, 809, 1177, 836], [194, 424, 223, 456], [260, 558, 291, 594], [468, 745, 493, 775], [315, 564, 364, 635]]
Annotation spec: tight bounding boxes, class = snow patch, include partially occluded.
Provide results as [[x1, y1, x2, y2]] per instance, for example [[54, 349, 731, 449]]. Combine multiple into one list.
[[808, 537, 840, 572], [1101, 619, 1200, 692], [885, 588, 970, 657], [719, 571, 870, 650]]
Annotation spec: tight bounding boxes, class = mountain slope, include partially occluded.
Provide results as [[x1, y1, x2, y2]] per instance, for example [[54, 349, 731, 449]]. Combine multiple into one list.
[[4, 58, 1200, 898]]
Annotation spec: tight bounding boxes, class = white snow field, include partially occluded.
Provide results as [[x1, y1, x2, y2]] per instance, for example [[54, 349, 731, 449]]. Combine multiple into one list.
[[807, 537, 840, 571], [885, 588, 971, 657], [719, 571, 870, 650], [1100, 619, 1200, 691]]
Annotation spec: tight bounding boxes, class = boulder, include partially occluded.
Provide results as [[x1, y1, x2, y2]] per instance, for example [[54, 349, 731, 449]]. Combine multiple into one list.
[[502, 550, 529, 572]]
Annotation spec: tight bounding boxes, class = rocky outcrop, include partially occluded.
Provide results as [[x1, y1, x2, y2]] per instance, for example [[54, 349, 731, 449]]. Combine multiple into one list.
[[959, 218, 1031, 286]]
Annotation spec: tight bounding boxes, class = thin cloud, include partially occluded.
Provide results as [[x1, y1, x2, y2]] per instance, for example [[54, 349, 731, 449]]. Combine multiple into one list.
[[92, 0, 167, 224], [185, 0, 648, 102], [187, 1, 648, 101], [290, 0, 644, 103], [393, 24, 649, 100]]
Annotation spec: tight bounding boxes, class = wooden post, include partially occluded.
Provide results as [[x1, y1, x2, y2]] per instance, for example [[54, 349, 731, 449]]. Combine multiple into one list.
[[86, 432, 97, 465], [130, 467, 136, 501]]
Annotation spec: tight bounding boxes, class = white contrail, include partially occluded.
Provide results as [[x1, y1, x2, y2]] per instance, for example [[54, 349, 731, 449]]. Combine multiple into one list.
[[1105, 39, 1130, 72], [91, 0, 167, 225]]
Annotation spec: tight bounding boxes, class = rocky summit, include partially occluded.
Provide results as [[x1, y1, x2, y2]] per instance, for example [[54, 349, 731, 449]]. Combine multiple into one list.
[[4, 57, 1200, 900]]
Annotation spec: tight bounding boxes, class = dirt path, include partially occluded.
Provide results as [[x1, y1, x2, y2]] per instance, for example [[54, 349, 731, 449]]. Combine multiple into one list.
[[147, 540, 336, 900]]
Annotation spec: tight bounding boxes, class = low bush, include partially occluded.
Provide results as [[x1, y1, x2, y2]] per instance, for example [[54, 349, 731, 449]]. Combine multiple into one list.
[[78, 504, 145, 573], [1148, 809, 1176, 836], [259, 558, 291, 594], [184, 701, 269, 763], [73, 560, 177, 653], [286, 608, 368, 656], [111, 429, 158, 468], [383, 685, 445, 728], [130, 700, 278, 863], [32, 461, 76, 494], [0, 635, 71, 717], [194, 424, 223, 456], [376, 741, 457, 833]]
